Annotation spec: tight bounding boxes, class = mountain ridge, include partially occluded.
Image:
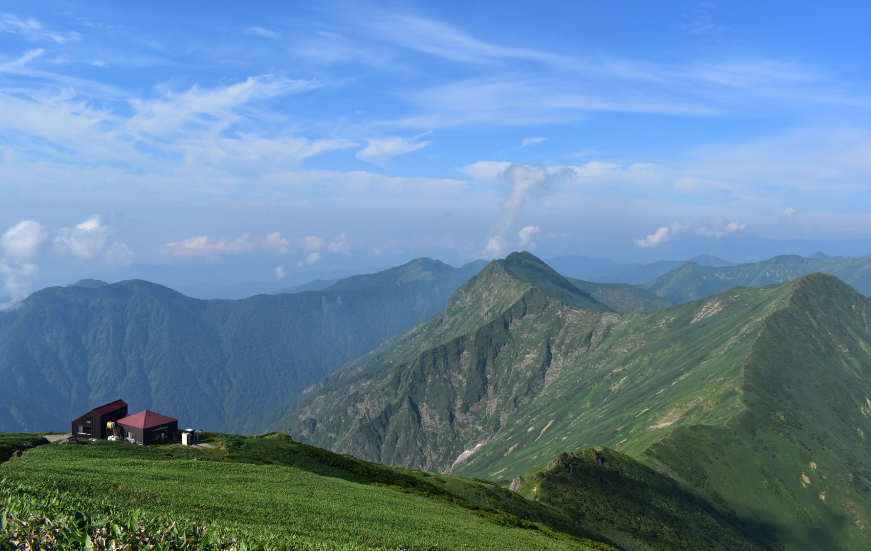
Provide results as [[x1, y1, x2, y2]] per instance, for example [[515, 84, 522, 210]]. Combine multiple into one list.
[[0, 258, 486, 434], [279, 255, 871, 550]]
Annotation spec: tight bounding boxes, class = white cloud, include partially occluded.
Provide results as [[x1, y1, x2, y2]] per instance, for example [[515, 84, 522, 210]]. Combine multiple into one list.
[[53, 215, 111, 260], [635, 223, 687, 248], [518, 225, 541, 248], [696, 221, 746, 238], [164, 234, 255, 258], [304, 235, 325, 251], [0, 219, 48, 306], [0, 260, 39, 306], [244, 26, 280, 39], [328, 233, 349, 254], [263, 232, 289, 253], [275, 266, 286, 279], [305, 252, 321, 264], [484, 235, 506, 257], [356, 136, 430, 166], [105, 242, 133, 266], [783, 207, 797, 217], [164, 232, 293, 258], [1, 220, 48, 263], [460, 161, 512, 181]]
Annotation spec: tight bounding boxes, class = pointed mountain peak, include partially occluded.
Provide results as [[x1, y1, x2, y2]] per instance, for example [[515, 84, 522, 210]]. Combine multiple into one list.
[[494, 251, 612, 311]]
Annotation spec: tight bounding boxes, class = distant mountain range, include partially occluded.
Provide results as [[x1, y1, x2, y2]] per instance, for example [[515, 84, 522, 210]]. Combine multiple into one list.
[[641, 253, 871, 303], [280, 251, 871, 549], [0, 257, 485, 434], [546, 254, 736, 285]]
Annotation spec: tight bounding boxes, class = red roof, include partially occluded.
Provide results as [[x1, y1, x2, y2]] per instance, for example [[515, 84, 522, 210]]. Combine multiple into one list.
[[117, 410, 177, 430], [93, 399, 127, 416]]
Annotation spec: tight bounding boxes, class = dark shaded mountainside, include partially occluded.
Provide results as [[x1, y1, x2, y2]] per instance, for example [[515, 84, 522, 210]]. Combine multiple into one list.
[[282, 252, 871, 550], [0, 257, 486, 434], [642, 253, 871, 304]]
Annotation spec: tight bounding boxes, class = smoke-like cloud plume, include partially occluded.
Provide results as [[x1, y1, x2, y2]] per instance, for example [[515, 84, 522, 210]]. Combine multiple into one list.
[[484, 164, 572, 257], [518, 225, 541, 248]]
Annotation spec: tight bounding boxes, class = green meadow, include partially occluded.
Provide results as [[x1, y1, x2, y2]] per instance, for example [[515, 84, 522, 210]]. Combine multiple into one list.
[[1, 433, 614, 551]]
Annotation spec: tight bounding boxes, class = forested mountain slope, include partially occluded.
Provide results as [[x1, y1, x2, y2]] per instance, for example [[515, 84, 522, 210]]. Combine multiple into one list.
[[282, 253, 871, 550], [0, 258, 484, 433], [641, 253, 871, 303]]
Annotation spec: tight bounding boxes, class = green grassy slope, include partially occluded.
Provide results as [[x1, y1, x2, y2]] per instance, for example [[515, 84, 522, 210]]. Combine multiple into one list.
[[1, 432, 616, 551], [566, 278, 674, 312], [514, 447, 768, 551], [640, 254, 871, 304], [0, 258, 484, 434], [281, 252, 871, 550]]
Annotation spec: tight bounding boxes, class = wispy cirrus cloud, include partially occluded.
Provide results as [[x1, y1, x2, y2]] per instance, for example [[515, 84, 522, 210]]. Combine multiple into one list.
[[356, 135, 430, 166], [0, 13, 80, 43], [243, 26, 280, 39]]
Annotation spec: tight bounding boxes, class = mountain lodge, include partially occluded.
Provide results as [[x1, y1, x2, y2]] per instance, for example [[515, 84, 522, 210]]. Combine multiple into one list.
[[71, 400, 194, 445]]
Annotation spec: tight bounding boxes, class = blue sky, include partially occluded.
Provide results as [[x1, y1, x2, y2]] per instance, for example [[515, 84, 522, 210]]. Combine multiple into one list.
[[2, 1, 871, 297]]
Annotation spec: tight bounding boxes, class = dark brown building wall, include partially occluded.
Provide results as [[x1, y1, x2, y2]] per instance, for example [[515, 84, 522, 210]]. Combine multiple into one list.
[[118, 421, 178, 445], [143, 421, 178, 445], [71, 412, 93, 439], [71, 404, 128, 439]]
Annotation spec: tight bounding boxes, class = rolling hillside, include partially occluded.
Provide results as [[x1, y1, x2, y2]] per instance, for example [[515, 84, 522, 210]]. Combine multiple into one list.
[[0, 257, 484, 434], [641, 253, 871, 303], [281, 252, 871, 550]]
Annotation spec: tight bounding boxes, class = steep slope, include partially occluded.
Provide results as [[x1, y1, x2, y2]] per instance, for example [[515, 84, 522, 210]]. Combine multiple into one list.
[[566, 278, 674, 312], [282, 264, 871, 550], [641, 253, 871, 304], [0, 258, 485, 434], [279, 252, 612, 465]]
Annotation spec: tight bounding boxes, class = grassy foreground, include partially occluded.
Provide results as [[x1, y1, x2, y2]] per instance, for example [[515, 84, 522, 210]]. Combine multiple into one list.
[[1, 433, 614, 551]]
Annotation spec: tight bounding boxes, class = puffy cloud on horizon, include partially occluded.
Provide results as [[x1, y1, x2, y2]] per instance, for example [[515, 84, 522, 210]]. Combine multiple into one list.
[[328, 233, 349, 254], [697, 221, 746, 238], [296, 252, 321, 266], [53, 215, 111, 260], [635, 223, 687, 248], [164, 234, 256, 258], [275, 266, 286, 279], [304, 236, 325, 251], [1, 220, 48, 263], [0, 219, 48, 306], [105, 242, 134, 266], [263, 232, 289, 253], [164, 232, 291, 258]]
